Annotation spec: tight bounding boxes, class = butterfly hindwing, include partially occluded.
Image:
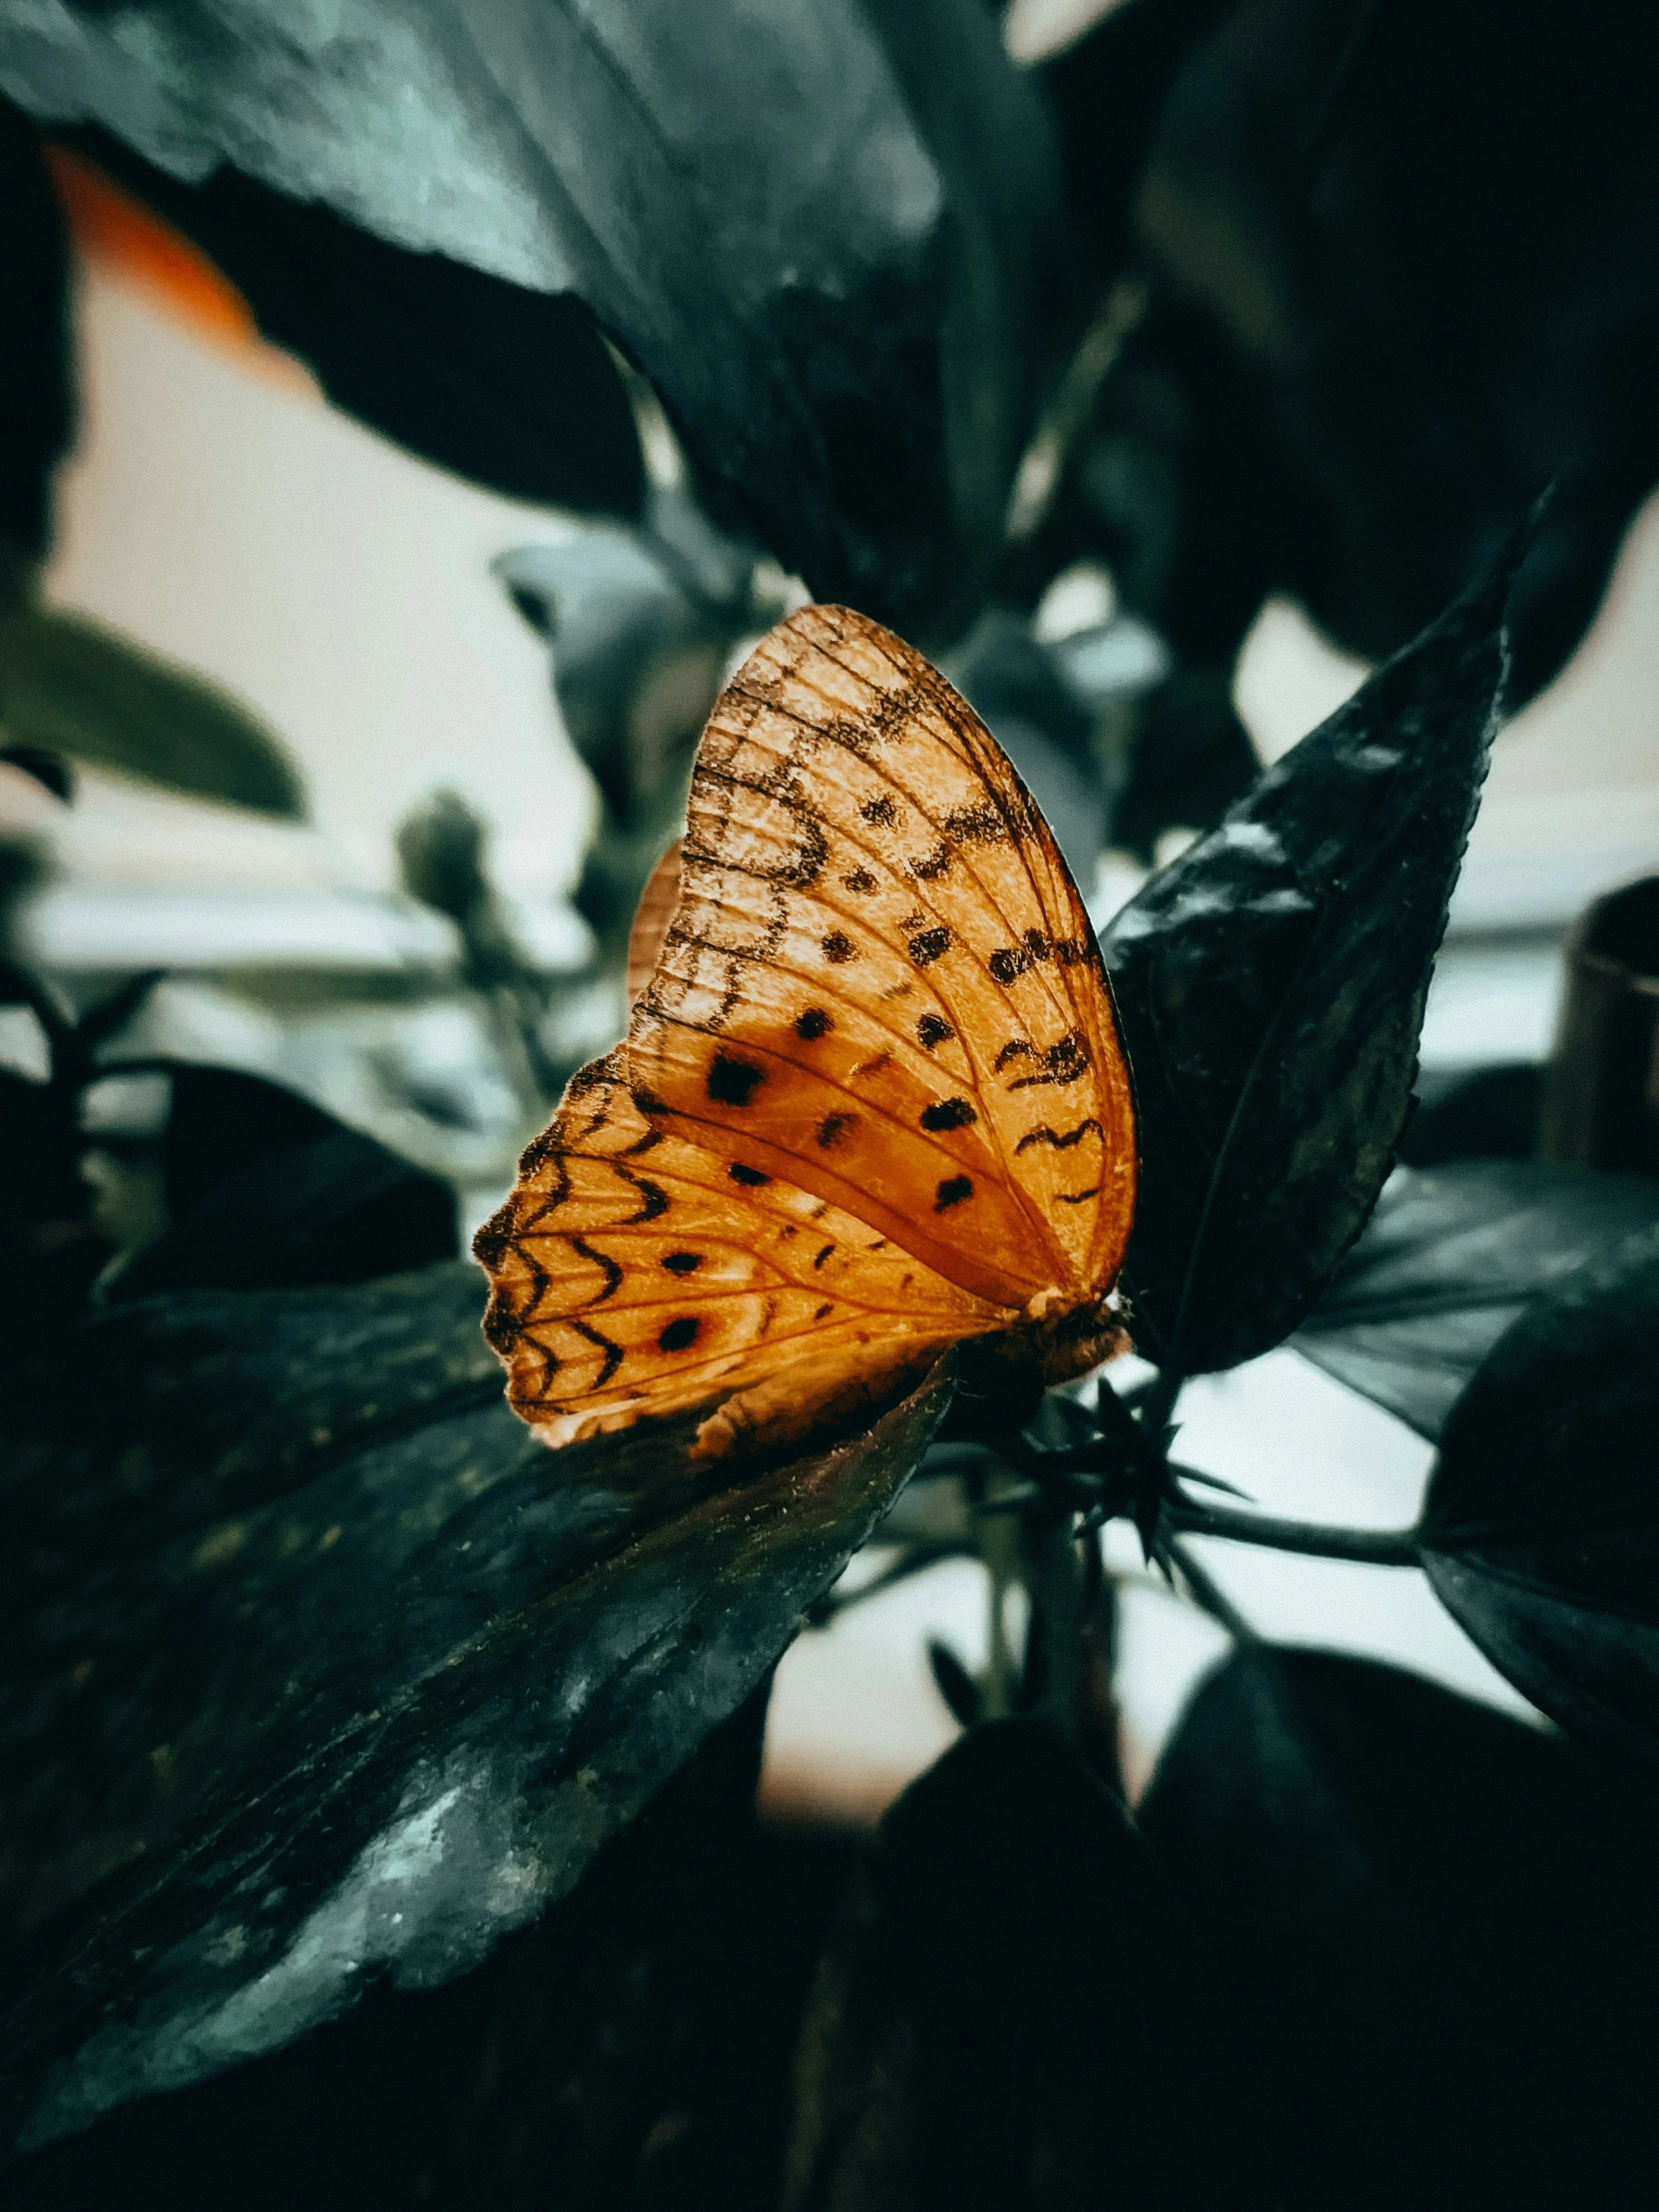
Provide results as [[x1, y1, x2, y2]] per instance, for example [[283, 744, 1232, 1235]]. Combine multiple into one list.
[[628, 606, 1136, 1311], [475, 1050, 998, 1448]]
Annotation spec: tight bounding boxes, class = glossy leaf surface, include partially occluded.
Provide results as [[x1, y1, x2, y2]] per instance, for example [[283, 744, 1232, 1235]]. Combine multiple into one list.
[[1296, 1159, 1659, 1437], [1102, 556, 1512, 1373], [1140, 1646, 1659, 2210], [0, 1265, 949, 2152], [9, 1697, 768, 2211], [784, 1719, 1266, 2211], [1420, 1222, 1659, 1772]]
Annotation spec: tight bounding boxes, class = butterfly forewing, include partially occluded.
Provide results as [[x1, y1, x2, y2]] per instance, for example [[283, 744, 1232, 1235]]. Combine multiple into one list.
[[475, 1051, 998, 1445], [628, 606, 1135, 1311]]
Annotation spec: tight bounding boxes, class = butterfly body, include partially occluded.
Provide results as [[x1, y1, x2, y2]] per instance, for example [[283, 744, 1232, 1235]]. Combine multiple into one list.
[[476, 605, 1136, 1459]]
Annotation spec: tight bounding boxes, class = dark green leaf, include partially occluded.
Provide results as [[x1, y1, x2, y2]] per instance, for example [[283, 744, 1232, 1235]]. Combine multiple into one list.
[[0, 2, 1068, 638], [8, 1695, 769, 2212], [1296, 1159, 1659, 1438], [50, 124, 647, 522], [0, 1067, 106, 1370], [1394, 1060, 1541, 1167], [783, 1718, 1268, 2212], [0, 600, 303, 819], [1139, 1646, 1659, 2211], [1419, 1222, 1659, 1773], [0, 1268, 950, 2152], [1102, 555, 1513, 1373]]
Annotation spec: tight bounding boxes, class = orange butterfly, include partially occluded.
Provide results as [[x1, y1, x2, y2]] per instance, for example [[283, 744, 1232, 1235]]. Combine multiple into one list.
[[474, 605, 1136, 1460]]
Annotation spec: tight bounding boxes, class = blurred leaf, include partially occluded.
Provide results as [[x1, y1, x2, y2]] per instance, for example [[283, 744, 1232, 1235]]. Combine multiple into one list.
[[8, 1693, 771, 2212], [1394, 1059, 1541, 1167], [1139, 1646, 1659, 2211], [497, 489, 765, 832], [0, 597, 303, 818], [1296, 1159, 1659, 1438], [0, 105, 71, 561], [0, 2, 1069, 639], [1101, 553, 1513, 1373], [0, 1267, 950, 2152], [47, 125, 646, 520], [783, 1718, 1268, 2212], [1046, 3, 1659, 716], [0, 745, 72, 802], [1419, 1222, 1659, 1774], [497, 489, 788, 950], [1108, 666, 1260, 863]]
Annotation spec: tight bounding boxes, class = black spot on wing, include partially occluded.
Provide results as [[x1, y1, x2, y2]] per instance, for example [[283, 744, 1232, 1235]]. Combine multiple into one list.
[[707, 1052, 765, 1106], [818, 1112, 854, 1148], [822, 931, 854, 964], [729, 1162, 770, 1186], [658, 1316, 701, 1352], [908, 925, 951, 968], [842, 867, 877, 893], [796, 1007, 831, 1040], [919, 1097, 977, 1133], [662, 1251, 702, 1274], [917, 1013, 952, 1051], [860, 795, 896, 827], [934, 1176, 973, 1212]]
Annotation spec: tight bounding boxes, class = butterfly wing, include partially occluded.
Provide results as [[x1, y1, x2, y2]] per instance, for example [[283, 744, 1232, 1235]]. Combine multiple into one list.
[[475, 1050, 1001, 1453], [628, 605, 1136, 1312], [626, 838, 683, 1005]]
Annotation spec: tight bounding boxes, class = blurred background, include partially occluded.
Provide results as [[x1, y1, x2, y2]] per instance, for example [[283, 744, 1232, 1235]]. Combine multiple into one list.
[[3, 0, 1658, 1821]]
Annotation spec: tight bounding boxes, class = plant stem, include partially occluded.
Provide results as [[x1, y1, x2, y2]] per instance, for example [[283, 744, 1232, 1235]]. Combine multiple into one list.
[[1168, 1495, 1421, 1566], [1163, 1537, 1258, 1641]]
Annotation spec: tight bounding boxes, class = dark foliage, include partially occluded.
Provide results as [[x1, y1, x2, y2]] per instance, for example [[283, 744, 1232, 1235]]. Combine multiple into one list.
[[8, 1695, 770, 2212], [1040, 0, 1659, 704], [1395, 1059, 1541, 1168], [0, 966, 156, 1372], [785, 1719, 1266, 2212], [45, 122, 647, 521], [1296, 1159, 1659, 1439], [0, 1, 1070, 642], [1421, 1223, 1659, 1776], [0, 1264, 949, 2152], [2, 2, 1658, 2199], [106, 1066, 458, 1301], [1139, 1647, 1659, 2210], [1103, 550, 1511, 1373], [0, 1065, 106, 1367]]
